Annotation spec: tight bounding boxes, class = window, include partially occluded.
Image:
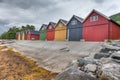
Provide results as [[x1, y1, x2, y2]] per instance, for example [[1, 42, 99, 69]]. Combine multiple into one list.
[[59, 23, 62, 28], [49, 26, 52, 29], [71, 20, 77, 25], [90, 16, 98, 22]]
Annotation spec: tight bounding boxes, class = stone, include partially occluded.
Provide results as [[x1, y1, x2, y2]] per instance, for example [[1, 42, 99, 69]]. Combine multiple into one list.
[[111, 53, 120, 63], [101, 63, 120, 80], [103, 43, 120, 51], [55, 68, 97, 80], [84, 64, 97, 72], [78, 57, 98, 67], [112, 43, 120, 47], [94, 52, 112, 59]]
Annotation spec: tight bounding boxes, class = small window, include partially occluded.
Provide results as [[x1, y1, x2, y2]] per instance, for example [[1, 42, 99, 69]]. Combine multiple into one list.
[[90, 16, 98, 22], [49, 26, 52, 29], [71, 20, 77, 25], [59, 23, 62, 28]]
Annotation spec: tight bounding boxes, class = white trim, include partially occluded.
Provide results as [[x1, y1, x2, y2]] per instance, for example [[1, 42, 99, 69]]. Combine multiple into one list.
[[67, 29, 69, 41]]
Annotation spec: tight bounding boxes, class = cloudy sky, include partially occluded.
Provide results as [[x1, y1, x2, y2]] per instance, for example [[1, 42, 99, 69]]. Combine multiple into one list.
[[0, 0, 120, 34]]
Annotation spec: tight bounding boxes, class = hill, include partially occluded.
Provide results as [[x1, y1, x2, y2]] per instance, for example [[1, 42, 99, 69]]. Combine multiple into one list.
[[110, 13, 120, 24]]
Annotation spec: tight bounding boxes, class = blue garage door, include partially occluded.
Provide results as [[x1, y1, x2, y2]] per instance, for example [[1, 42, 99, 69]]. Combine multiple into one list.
[[68, 27, 82, 41]]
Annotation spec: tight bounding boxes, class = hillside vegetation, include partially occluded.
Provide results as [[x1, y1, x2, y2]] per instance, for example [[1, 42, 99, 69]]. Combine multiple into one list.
[[110, 13, 120, 24], [0, 25, 35, 39]]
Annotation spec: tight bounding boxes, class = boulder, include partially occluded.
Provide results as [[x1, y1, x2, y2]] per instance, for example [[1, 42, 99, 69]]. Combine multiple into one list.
[[84, 64, 97, 72], [103, 43, 120, 51], [94, 52, 112, 59], [101, 63, 120, 80], [78, 57, 98, 67], [112, 43, 120, 47], [111, 52, 120, 63], [54, 68, 97, 80], [100, 48, 116, 53]]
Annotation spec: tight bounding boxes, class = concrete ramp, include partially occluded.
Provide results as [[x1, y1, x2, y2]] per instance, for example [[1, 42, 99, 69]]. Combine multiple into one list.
[[9, 41, 103, 72]]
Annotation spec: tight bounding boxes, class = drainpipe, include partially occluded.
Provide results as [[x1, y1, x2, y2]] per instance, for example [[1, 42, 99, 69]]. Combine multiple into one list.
[[108, 21, 110, 40]]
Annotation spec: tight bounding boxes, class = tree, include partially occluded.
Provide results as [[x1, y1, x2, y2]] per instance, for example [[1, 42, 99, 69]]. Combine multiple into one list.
[[0, 25, 36, 39]]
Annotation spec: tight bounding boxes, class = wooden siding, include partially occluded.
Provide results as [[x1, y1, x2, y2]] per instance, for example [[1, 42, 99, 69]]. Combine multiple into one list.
[[83, 10, 120, 41], [55, 21, 66, 41], [110, 21, 120, 40], [40, 30, 46, 40], [67, 16, 83, 41], [46, 23, 55, 41]]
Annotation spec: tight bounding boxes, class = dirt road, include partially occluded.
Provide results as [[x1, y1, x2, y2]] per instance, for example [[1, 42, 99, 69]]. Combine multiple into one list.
[[0, 46, 57, 80]]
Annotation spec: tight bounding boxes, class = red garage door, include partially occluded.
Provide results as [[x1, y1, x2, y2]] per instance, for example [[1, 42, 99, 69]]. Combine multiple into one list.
[[83, 24, 108, 41], [46, 31, 55, 41]]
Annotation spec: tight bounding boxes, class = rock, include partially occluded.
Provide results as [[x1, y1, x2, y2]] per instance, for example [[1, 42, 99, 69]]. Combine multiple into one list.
[[100, 58, 112, 64], [54, 68, 97, 80], [112, 43, 120, 47], [117, 51, 120, 54], [78, 57, 98, 67], [84, 64, 97, 72], [60, 47, 70, 52], [100, 48, 116, 53], [94, 52, 112, 59], [103, 43, 120, 51], [111, 53, 120, 63], [101, 63, 120, 80]]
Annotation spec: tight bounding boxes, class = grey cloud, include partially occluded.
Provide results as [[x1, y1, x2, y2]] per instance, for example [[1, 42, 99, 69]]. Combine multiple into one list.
[[93, 0, 105, 4], [0, 19, 9, 25], [1, 0, 57, 9]]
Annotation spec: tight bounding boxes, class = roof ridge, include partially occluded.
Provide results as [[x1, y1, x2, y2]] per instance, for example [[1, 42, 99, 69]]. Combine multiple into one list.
[[73, 15, 84, 22]]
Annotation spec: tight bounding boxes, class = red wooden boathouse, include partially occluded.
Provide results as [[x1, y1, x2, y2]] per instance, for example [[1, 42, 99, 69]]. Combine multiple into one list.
[[46, 22, 56, 41], [26, 30, 40, 40], [83, 9, 120, 41]]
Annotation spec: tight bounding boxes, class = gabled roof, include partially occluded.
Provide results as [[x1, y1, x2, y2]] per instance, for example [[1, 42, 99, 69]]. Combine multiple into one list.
[[47, 22, 56, 29], [39, 24, 48, 31], [16, 32, 19, 35], [50, 22, 56, 27], [55, 19, 68, 28], [83, 9, 110, 23], [28, 30, 40, 35], [60, 19, 68, 25], [67, 15, 84, 25], [83, 9, 120, 26], [73, 15, 84, 22]]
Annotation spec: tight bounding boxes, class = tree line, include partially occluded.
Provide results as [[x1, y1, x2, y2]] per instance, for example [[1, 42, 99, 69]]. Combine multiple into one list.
[[0, 25, 35, 39]]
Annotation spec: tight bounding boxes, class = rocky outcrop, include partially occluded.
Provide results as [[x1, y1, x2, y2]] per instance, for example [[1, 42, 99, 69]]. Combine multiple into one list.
[[94, 46, 117, 59], [54, 67, 97, 80], [111, 52, 120, 63], [101, 63, 120, 80], [78, 57, 100, 67]]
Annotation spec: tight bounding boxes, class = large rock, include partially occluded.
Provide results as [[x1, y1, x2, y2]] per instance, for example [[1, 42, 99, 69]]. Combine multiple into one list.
[[101, 63, 120, 80], [111, 52, 120, 63], [54, 68, 97, 80], [100, 48, 116, 53], [112, 43, 120, 47], [78, 57, 100, 67], [94, 52, 112, 59], [84, 64, 97, 72], [103, 43, 120, 51]]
